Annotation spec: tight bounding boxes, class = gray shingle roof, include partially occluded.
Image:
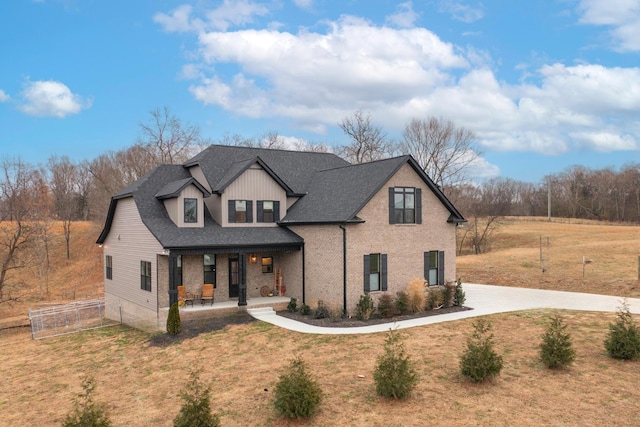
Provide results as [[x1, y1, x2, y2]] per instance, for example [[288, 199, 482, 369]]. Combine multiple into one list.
[[155, 177, 210, 200], [97, 145, 464, 247]]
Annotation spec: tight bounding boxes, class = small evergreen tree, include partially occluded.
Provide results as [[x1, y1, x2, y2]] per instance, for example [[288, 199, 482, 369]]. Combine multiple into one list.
[[355, 293, 375, 320], [604, 301, 640, 360], [62, 376, 111, 427], [459, 318, 503, 382], [167, 302, 181, 335], [377, 294, 395, 318], [454, 278, 466, 306], [287, 297, 298, 313], [394, 291, 410, 315], [373, 329, 418, 399], [274, 356, 323, 419], [540, 314, 575, 369], [174, 367, 220, 427]]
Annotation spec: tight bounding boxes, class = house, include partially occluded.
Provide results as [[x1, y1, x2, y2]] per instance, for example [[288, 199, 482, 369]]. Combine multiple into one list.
[[96, 145, 465, 330]]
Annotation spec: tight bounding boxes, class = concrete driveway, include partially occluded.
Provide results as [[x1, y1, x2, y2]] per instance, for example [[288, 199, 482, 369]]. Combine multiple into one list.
[[248, 283, 640, 335]]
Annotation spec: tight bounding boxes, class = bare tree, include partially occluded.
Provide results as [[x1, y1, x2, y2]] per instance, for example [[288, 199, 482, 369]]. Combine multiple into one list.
[[337, 110, 394, 163], [401, 117, 480, 191], [0, 159, 39, 303], [48, 156, 80, 259], [138, 106, 201, 164]]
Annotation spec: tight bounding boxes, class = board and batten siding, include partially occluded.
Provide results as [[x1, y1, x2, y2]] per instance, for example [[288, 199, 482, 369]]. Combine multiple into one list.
[[220, 165, 287, 227], [103, 197, 164, 323]]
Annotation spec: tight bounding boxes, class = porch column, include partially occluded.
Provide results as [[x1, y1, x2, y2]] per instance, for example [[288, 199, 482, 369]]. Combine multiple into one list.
[[238, 253, 247, 306], [168, 252, 178, 306]]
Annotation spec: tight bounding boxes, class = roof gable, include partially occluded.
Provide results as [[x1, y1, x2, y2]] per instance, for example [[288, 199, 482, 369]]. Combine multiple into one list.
[[155, 177, 211, 200]]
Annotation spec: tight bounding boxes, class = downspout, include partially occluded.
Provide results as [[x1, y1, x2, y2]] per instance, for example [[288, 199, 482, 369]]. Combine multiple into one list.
[[301, 244, 306, 305], [339, 224, 347, 316]]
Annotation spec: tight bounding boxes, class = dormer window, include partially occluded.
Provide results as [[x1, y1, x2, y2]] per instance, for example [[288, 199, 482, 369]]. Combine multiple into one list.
[[184, 198, 197, 223], [228, 200, 253, 223], [257, 200, 280, 223]]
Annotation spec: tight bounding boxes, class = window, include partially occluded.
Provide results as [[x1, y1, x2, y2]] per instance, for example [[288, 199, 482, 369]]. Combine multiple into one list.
[[257, 200, 280, 223], [184, 198, 197, 223], [262, 256, 273, 273], [105, 255, 112, 280], [425, 250, 444, 286], [228, 200, 253, 223], [364, 253, 387, 292], [140, 261, 152, 291], [204, 254, 216, 288], [389, 187, 421, 224]]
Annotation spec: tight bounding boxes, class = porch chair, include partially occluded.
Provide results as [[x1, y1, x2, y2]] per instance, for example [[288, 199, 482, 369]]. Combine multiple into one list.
[[201, 284, 214, 305], [177, 285, 194, 307]]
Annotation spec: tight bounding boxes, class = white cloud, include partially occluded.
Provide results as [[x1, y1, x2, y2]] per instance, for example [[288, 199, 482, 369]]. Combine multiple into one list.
[[577, 0, 640, 52], [0, 89, 9, 102], [18, 80, 90, 118], [438, 0, 484, 23], [158, 8, 640, 160], [293, 0, 313, 10], [386, 2, 419, 28], [155, 1, 269, 33]]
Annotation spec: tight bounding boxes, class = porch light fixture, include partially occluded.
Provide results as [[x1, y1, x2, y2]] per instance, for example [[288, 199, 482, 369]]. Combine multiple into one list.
[[249, 254, 257, 263]]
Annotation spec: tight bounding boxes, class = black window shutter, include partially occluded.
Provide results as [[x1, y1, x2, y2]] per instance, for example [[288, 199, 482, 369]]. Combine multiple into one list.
[[438, 251, 445, 285], [228, 200, 236, 223], [363, 255, 370, 292], [274, 201, 280, 222], [424, 251, 429, 281], [246, 200, 253, 223], [388, 187, 395, 224], [416, 188, 422, 224], [381, 254, 388, 291], [257, 201, 264, 222]]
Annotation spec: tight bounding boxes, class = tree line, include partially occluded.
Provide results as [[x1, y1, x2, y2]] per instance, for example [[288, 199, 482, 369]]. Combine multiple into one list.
[[1, 107, 638, 303]]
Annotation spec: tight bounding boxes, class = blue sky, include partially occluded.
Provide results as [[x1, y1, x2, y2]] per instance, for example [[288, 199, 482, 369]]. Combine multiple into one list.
[[1, 0, 639, 184]]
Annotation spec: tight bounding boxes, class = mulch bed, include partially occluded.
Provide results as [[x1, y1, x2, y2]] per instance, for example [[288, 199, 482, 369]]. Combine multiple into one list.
[[277, 305, 472, 328]]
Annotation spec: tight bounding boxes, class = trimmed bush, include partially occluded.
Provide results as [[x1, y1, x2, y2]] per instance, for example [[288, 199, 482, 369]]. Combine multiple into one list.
[[459, 318, 503, 383], [426, 286, 441, 310], [604, 301, 640, 360], [287, 298, 298, 313], [540, 314, 575, 369], [167, 302, 181, 335], [300, 304, 311, 315], [441, 282, 455, 308], [62, 376, 111, 427], [355, 293, 375, 320], [274, 356, 323, 419], [394, 291, 410, 315], [174, 367, 220, 427], [406, 278, 426, 313], [373, 329, 418, 399], [377, 294, 395, 318], [314, 304, 329, 319], [453, 278, 466, 306]]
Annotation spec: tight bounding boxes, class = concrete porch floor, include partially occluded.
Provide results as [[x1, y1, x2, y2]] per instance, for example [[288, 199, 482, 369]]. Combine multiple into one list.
[[179, 296, 290, 312]]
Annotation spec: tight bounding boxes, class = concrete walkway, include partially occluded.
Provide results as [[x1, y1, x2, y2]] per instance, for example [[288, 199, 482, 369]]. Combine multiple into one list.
[[247, 283, 640, 335]]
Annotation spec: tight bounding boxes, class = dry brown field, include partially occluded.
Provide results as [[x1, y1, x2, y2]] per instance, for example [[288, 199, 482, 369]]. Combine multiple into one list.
[[1, 218, 639, 426]]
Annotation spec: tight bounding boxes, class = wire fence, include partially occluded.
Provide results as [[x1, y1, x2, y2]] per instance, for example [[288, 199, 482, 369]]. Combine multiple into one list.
[[28, 298, 118, 340]]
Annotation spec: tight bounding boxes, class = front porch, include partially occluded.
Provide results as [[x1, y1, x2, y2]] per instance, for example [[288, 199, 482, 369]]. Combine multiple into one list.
[[159, 296, 290, 328]]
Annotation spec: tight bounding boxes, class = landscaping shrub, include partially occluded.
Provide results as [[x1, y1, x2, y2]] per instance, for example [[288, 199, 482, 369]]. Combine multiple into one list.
[[540, 314, 575, 369], [425, 286, 441, 310], [166, 302, 181, 335], [300, 303, 311, 315], [274, 356, 322, 419], [406, 278, 426, 313], [62, 376, 111, 427], [454, 278, 466, 306], [287, 298, 298, 313], [174, 367, 220, 427], [314, 304, 329, 319], [441, 281, 455, 308], [377, 294, 395, 318], [604, 301, 640, 360], [394, 291, 410, 315], [373, 329, 418, 399], [355, 293, 375, 320], [459, 318, 503, 383]]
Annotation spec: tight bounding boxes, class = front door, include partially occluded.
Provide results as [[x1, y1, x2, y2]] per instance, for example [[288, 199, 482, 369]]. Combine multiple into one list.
[[229, 257, 239, 298]]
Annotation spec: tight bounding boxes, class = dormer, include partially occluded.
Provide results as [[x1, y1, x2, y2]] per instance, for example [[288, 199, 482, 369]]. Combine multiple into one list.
[[155, 178, 211, 228]]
